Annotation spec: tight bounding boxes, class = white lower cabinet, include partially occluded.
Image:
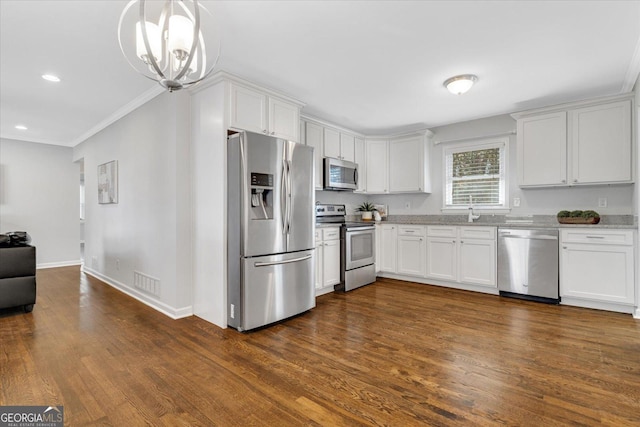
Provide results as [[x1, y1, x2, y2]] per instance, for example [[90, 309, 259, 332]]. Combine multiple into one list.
[[425, 226, 497, 288], [378, 224, 496, 289], [315, 227, 341, 295], [378, 224, 398, 273], [397, 226, 426, 277], [560, 229, 635, 311]]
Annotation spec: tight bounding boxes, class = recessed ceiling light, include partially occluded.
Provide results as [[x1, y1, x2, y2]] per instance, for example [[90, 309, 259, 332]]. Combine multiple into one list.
[[15, 125, 28, 130], [42, 74, 61, 82], [444, 74, 478, 95]]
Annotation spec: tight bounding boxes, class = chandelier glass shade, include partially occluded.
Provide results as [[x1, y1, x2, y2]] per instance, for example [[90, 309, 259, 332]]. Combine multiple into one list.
[[118, 0, 220, 92]]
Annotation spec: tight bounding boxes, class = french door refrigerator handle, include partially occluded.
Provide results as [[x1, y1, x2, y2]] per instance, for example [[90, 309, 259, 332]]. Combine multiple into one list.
[[280, 160, 287, 233], [254, 254, 312, 267]]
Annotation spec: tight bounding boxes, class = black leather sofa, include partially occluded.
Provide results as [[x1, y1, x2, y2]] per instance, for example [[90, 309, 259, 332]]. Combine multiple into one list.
[[0, 245, 36, 312]]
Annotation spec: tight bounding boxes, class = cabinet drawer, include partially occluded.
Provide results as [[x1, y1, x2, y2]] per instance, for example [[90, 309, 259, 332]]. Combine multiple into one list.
[[427, 226, 457, 238], [398, 225, 425, 237], [460, 226, 496, 240], [561, 229, 633, 246], [322, 228, 341, 241]]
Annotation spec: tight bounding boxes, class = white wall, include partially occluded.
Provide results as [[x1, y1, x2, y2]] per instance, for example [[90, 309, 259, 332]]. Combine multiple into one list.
[[370, 114, 635, 216], [0, 138, 79, 267], [191, 81, 227, 327], [72, 91, 192, 318]]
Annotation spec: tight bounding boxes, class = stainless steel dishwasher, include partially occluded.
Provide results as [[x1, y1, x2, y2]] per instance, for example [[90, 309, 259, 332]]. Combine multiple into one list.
[[497, 228, 559, 303]]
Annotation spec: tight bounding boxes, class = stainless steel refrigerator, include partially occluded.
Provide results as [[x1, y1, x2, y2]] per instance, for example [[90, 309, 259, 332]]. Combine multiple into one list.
[[227, 130, 315, 331]]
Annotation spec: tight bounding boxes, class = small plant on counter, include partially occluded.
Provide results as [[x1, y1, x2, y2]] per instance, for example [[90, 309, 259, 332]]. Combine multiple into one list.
[[556, 209, 600, 224], [356, 202, 377, 221], [356, 202, 377, 212]]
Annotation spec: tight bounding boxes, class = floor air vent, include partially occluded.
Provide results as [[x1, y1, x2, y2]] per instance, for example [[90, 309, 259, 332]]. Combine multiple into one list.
[[133, 271, 160, 297]]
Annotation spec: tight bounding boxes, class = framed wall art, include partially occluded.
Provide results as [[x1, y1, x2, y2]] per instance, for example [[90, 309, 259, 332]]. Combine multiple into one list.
[[98, 160, 118, 204]]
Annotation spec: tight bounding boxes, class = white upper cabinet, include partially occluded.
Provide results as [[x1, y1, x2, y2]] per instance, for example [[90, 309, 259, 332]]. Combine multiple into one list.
[[305, 122, 324, 190], [269, 97, 300, 141], [389, 134, 430, 193], [354, 137, 366, 193], [229, 84, 267, 134], [517, 112, 567, 186], [365, 139, 389, 193], [570, 100, 632, 185], [514, 95, 633, 187], [323, 127, 355, 161], [323, 127, 340, 158], [229, 83, 301, 142], [339, 133, 355, 162]]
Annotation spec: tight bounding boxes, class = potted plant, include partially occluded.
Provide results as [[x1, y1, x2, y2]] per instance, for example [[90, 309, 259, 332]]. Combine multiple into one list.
[[557, 209, 600, 224], [356, 202, 377, 221]]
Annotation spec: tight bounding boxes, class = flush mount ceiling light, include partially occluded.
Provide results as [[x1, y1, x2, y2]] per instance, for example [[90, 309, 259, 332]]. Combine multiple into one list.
[[15, 125, 28, 130], [118, 0, 221, 92], [41, 74, 60, 82], [444, 74, 478, 95]]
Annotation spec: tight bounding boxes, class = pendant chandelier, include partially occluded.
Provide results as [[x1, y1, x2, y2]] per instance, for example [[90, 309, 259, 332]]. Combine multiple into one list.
[[118, 0, 220, 92]]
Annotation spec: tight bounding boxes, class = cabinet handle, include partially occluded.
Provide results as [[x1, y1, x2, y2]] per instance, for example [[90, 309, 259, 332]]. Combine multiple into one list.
[[586, 236, 605, 239], [573, 179, 578, 183], [452, 240, 456, 243], [460, 240, 464, 244], [419, 238, 423, 241], [562, 179, 566, 183], [270, 131, 275, 135], [563, 246, 567, 249], [263, 129, 268, 134]]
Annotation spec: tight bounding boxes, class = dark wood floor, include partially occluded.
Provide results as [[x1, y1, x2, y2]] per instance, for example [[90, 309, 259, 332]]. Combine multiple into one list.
[[1, 266, 639, 426]]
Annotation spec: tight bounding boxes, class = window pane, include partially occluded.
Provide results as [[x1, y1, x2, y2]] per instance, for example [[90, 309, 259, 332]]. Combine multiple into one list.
[[445, 144, 505, 207]]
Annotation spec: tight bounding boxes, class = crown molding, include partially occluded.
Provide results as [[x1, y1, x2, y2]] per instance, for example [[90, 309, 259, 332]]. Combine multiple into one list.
[[71, 85, 165, 146]]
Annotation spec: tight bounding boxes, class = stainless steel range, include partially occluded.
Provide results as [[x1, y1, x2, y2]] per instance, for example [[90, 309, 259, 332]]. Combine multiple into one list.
[[316, 204, 376, 291]]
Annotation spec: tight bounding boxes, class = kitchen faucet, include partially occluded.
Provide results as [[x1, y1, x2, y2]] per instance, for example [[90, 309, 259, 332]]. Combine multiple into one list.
[[468, 206, 480, 223]]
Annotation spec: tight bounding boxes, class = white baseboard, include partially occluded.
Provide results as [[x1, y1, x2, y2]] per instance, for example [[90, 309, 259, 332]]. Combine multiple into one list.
[[37, 260, 82, 269], [634, 308, 640, 319], [82, 266, 193, 320]]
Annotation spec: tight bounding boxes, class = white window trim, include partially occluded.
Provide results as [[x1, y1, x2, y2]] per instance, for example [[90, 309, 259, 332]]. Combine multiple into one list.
[[441, 136, 510, 213]]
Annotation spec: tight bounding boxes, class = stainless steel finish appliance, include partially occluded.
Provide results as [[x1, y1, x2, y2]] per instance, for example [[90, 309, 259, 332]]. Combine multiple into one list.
[[498, 228, 559, 303], [316, 204, 376, 292], [227, 131, 315, 331], [323, 157, 358, 191]]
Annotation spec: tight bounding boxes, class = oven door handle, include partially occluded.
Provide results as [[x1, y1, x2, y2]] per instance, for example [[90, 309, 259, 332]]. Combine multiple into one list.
[[345, 226, 375, 232]]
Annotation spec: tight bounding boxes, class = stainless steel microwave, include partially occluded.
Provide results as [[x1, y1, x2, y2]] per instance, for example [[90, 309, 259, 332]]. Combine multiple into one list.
[[323, 157, 358, 191]]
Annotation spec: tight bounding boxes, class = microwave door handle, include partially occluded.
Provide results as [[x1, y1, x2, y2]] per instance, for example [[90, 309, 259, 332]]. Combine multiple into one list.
[[354, 168, 358, 187]]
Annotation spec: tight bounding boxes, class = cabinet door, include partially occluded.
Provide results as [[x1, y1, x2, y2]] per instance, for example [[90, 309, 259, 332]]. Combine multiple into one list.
[[340, 133, 355, 162], [426, 237, 457, 281], [389, 136, 424, 192], [315, 242, 323, 290], [323, 239, 341, 287], [379, 225, 397, 273], [397, 235, 426, 277], [517, 112, 567, 186], [354, 137, 366, 193], [229, 84, 268, 134], [570, 100, 632, 184], [305, 122, 324, 190], [366, 140, 389, 193], [459, 239, 496, 287], [268, 97, 299, 142], [375, 225, 381, 273], [560, 243, 634, 304], [323, 127, 341, 158]]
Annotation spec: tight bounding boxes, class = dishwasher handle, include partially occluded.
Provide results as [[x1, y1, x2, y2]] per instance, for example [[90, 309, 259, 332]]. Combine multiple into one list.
[[499, 234, 558, 241]]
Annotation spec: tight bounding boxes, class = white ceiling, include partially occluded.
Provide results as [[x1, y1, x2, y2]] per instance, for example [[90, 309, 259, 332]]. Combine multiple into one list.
[[2, 0, 640, 147]]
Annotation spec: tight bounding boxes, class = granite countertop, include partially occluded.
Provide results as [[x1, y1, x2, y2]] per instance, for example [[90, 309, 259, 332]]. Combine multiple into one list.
[[341, 215, 637, 229]]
